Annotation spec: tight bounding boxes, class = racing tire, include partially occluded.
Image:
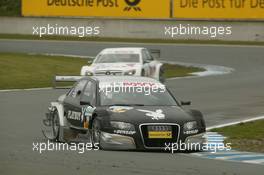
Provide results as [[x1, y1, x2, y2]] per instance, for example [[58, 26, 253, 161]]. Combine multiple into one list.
[[51, 109, 60, 141], [91, 119, 102, 149], [159, 66, 165, 83]]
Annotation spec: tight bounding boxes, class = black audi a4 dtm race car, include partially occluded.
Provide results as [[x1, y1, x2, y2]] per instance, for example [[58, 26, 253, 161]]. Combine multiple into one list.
[[43, 76, 206, 150]]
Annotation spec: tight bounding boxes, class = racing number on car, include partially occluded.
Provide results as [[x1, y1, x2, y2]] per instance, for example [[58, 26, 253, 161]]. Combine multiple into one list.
[[124, 0, 141, 11]]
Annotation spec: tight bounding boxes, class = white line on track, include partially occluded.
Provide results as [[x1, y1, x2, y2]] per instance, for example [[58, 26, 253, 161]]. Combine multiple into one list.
[[187, 132, 264, 165], [0, 87, 52, 92], [38, 53, 93, 59], [243, 159, 264, 164], [207, 115, 264, 130]]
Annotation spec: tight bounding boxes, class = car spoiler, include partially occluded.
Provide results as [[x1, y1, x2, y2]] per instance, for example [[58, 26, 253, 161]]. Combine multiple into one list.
[[53, 75, 84, 89], [150, 49, 161, 59]]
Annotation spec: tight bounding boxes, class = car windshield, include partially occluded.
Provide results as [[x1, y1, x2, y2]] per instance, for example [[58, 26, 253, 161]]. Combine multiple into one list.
[[100, 86, 178, 106], [94, 53, 140, 63]]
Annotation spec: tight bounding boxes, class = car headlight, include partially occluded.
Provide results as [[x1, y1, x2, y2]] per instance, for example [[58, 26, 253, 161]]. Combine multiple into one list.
[[110, 121, 135, 131], [124, 69, 136, 75], [85, 71, 93, 76], [183, 121, 198, 131]]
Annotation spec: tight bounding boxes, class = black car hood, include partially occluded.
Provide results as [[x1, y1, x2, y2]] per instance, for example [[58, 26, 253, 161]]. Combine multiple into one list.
[[104, 106, 194, 125]]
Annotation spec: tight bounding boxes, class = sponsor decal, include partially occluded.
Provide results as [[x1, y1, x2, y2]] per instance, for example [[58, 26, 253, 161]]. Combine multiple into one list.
[[67, 111, 82, 121], [147, 125, 172, 138], [148, 131, 172, 139], [137, 109, 165, 120], [82, 106, 96, 117], [22, 0, 170, 19], [184, 129, 199, 135], [67, 106, 95, 125], [114, 130, 136, 135], [124, 0, 141, 11], [82, 106, 96, 128], [95, 63, 134, 70], [173, 0, 264, 19], [109, 106, 133, 113]]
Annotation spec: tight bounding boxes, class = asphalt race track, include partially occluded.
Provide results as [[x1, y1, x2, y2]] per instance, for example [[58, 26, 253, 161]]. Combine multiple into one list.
[[0, 39, 264, 174]]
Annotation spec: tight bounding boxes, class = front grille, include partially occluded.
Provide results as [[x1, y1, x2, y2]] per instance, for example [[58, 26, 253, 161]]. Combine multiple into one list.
[[140, 124, 180, 148], [95, 71, 122, 76]]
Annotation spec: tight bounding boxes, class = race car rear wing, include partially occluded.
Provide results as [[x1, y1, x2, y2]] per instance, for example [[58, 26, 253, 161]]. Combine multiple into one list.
[[150, 49, 161, 59], [53, 75, 84, 89]]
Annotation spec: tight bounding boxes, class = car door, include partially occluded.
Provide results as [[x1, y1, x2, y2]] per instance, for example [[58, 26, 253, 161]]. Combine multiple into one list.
[[79, 80, 97, 129], [64, 79, 88, 129]]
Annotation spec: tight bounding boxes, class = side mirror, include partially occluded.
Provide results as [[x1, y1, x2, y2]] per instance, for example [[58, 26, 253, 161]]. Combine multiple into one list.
[[88, 60, 93, 64], [181, 101, 191, 106], [80, 100, 92, 106], [77, 90, 82, 96], [150, 49, 161, 59], [144, 60, 151, 64]]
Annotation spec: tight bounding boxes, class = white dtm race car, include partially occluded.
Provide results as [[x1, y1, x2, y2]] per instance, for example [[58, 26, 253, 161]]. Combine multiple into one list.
[[80, 48, 165, 82]]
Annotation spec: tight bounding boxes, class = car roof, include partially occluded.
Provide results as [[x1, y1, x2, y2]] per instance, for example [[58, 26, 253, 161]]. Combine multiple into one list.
[[100, 47, 144, 54]]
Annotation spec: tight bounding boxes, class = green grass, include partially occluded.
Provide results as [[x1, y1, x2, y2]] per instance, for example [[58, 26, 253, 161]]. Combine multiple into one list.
[[1, 34, 264, 46], [212, 120, 264, 153], [0, 53, 88, 89], [0, 53, 203, 89], [163, 63, 202, 78], [0, 0, 21, 16]]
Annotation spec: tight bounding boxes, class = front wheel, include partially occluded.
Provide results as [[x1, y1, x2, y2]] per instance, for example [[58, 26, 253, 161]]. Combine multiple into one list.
[[159, 67, 165, 83], [141, 69, 145, 77], [91, 119, 102, 149], [51, 110, 60, 141]]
